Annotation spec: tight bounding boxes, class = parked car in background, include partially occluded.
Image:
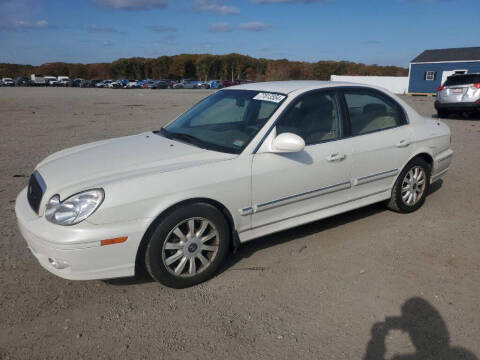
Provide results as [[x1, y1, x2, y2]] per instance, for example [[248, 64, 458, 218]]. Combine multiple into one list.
[[148, 80, 169, 89], [435, 73, 480, 117], [207, 80, 224, 89], [72, 78, 87, 87], [15, 76, 30, 86], [221, 80, 234, 88], [138, 79, 154, 88], [95, 80, 112, 88], [173, 79, 200, 89], [87, 79, 101, 88], [15, 81, 453, 288], [125, 80, 139, 89], [235, 79, 254, 86], [1, 77, 15, 86], [44, 76, 59, 86], [30, 74, 46, 86], [108, 80, 123, 89], [194, 81, 210, 89], [58, 78, 72, 87]]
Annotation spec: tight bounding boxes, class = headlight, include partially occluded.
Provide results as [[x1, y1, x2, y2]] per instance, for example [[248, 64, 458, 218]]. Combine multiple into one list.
[[45, 189, 104, 226]]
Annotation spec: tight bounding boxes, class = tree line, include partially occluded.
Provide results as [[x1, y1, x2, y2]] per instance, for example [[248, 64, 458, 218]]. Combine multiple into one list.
[[0, 53, 407, 81]]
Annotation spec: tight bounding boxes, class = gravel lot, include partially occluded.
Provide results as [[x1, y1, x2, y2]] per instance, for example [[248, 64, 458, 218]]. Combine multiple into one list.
[[0, 87, 479, 360]]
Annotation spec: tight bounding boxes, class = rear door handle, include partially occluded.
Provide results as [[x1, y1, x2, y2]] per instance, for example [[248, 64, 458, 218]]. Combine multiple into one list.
[[327, 153, 346, 162], [396, 139, 411, 148]]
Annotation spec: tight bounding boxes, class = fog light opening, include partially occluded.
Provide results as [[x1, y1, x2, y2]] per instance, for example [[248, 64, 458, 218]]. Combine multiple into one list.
[[48, 257, 69, 269]]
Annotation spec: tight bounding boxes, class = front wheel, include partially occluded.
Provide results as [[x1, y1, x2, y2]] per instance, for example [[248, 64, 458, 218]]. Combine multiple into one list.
[[387, 157, 431, 213], [145, 203, 230, 288]]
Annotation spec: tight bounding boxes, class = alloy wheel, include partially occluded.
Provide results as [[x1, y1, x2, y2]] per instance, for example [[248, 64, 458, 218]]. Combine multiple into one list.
[[162, 217, 219, 277], [401, 166, 426, 206]]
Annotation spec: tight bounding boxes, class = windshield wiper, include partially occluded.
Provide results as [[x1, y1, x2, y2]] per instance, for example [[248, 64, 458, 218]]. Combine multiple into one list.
[[158, 128, 209, 150], [158, 127, 171, 138]]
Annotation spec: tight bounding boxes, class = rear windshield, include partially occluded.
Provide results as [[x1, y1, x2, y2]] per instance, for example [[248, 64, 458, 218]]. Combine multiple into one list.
[[445, 74, 480, 86]]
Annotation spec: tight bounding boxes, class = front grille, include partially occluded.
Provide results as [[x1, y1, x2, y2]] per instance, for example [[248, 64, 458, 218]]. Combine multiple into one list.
[[27, 171, 46, 214]]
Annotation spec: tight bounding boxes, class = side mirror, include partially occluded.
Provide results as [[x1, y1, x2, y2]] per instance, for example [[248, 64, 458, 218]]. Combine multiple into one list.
[[271, 133, 305, 153]]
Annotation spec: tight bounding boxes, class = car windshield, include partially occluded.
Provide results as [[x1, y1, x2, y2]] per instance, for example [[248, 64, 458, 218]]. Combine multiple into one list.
[[445, 74, 480, 86], [159, 90, 286, 154]]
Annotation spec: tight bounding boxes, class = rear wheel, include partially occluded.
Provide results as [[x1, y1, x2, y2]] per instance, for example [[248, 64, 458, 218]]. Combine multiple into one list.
[[387, 157, 431, 213], [145, 203, 230, 288]]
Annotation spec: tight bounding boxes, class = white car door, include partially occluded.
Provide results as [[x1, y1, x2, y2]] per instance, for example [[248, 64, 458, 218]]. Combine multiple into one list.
[[339, 88, 414, 199], [250, 90, 353, 229]]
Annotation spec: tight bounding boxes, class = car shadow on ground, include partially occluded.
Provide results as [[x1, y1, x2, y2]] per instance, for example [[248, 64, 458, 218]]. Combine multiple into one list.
[[218, 180, 443, 275], [362, 297, 478, 360], [106, 181, 443, 286], [435, 112, 480, 120]]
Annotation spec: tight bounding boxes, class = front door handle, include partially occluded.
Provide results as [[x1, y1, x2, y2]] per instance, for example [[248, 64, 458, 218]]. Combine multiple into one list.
[[327, 153, 346, 162], [396, 139, 411, 148]]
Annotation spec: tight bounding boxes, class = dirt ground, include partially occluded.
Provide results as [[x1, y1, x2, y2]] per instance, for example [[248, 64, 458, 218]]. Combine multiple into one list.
[[0, 87, 479, 360]]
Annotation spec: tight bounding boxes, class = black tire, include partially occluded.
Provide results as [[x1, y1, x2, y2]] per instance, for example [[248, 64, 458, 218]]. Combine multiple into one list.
[[437, 110, 449, 118], [145, 203, 230, 288], [387, 157, 431, 213]]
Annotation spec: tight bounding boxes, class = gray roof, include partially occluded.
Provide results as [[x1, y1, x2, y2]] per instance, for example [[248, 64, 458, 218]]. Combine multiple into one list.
[[411, 47, 480, 63]]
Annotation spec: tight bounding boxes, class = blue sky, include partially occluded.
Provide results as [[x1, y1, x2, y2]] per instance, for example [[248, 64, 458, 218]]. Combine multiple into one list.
[[0, 0, 478, 67]]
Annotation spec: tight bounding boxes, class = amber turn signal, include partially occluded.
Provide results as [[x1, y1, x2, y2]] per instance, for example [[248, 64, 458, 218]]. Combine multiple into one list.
[[100, 237, 128, 246]]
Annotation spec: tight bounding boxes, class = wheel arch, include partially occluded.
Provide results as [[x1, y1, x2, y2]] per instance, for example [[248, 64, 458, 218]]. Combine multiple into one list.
[[134, 197, 239, 271], [412, 152, 434, 169], [402, 149, 434, 172], [391, 150, 434, 191]]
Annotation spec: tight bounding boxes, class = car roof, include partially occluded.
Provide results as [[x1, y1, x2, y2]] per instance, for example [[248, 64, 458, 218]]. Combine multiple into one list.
[[224, 80, 360, 94], [450, 73, 480, 76]]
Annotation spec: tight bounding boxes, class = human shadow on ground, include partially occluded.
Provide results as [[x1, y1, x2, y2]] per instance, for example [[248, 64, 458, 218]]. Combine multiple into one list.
[[363, 297, 478, 360]]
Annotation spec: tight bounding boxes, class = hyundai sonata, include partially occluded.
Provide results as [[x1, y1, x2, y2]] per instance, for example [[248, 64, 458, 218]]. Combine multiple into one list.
[[15, 81, 453, 288]]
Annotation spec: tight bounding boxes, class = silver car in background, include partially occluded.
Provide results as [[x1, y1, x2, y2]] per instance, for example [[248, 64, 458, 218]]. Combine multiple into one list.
[[173, 79, 202, 89], [435, 73, 480, 117]]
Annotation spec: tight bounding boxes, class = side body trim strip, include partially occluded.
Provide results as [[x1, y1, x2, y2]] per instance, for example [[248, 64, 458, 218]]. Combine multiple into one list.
[[239, 169, 399, 216], [239, 188, 391, 232], [239, 181, 351, 216], [356, 169, 398, 186], [239, 207, 254, 216]]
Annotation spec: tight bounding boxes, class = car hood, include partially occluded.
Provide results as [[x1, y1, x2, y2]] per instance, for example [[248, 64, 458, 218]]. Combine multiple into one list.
[[36, 132, 235, 196]]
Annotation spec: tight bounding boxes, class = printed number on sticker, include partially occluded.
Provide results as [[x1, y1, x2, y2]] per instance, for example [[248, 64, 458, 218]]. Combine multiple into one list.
[[253, 92, 286, 103]]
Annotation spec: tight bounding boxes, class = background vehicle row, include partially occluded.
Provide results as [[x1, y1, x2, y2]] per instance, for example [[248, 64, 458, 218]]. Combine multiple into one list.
[[1, 75, 243, 89]]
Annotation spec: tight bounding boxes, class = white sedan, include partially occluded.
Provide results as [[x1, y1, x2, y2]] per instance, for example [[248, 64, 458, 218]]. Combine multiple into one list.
[[15, 81, 453, 288]]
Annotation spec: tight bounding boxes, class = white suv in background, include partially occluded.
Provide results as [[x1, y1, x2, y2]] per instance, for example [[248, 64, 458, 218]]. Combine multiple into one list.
[[435, 73, 480, 117]]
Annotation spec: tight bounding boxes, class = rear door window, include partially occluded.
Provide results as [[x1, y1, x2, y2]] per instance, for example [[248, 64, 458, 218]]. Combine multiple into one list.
[[445, 75, 480, 86], [342, 89, 405, 136]]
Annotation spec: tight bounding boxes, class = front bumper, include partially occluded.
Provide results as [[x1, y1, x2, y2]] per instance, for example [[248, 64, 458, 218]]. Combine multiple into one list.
[[435, 100, 480, 112], [15, 187, 151, 280]]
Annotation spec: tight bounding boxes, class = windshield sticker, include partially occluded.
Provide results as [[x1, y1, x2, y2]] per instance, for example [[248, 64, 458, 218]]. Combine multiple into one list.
[[233, 139, 245, 148], [253, 92, 286, 103]]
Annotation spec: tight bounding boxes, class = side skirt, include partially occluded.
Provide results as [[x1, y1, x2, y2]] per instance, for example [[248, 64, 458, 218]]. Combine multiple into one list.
[[238, 188, 391, 243]]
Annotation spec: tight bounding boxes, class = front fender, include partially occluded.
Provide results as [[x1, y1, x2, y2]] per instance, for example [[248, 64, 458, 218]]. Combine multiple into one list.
[[86, 156, 253, 234]]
